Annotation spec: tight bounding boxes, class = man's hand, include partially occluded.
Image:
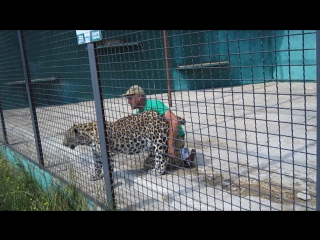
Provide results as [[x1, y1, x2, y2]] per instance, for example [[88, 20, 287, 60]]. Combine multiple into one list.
[[168, 146, 175, 159]]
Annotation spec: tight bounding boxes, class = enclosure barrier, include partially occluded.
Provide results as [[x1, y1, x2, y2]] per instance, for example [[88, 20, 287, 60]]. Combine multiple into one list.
[[0, 30, 317, 210]]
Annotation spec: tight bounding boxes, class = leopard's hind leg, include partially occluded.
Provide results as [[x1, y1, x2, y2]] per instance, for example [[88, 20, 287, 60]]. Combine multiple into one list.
[[148, 143, 168, 176]]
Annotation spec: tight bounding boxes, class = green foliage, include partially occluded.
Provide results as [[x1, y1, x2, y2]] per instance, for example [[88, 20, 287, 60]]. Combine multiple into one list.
[[0, 153, 92, 211]]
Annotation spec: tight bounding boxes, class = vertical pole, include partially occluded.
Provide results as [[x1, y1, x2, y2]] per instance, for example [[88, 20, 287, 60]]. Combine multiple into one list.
[[163, 30, 173, 107], [87, 42, 116, 209], [17, 30, 44, 166], [0, 100, 8, 144], [316, 30, 320, 211]]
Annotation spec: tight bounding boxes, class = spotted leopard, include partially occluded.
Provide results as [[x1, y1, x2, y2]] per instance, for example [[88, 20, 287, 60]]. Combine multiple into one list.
[[63, 110, 185, 181]]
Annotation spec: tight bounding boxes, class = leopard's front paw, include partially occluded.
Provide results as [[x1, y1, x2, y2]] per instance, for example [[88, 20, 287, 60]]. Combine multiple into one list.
[[148, 168, 165, 176]]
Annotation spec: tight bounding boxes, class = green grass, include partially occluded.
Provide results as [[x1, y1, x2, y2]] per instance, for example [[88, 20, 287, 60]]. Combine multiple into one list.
[[0, 152, 93, 211]]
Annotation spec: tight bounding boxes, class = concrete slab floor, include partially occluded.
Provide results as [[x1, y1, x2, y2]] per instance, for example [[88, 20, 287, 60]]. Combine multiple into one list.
[[0, 81, 316, 210]]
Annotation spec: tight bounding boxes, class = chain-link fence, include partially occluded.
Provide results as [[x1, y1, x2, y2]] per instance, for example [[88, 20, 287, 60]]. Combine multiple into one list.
[[0, 30, 317, 210]]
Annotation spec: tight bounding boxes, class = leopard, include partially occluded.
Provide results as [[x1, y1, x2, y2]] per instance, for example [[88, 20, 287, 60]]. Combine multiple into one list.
[[63, 110, 186, 181]]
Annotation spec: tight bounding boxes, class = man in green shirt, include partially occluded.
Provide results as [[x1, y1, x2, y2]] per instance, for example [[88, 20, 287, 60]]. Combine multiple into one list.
[[122, 85, 196, 169]]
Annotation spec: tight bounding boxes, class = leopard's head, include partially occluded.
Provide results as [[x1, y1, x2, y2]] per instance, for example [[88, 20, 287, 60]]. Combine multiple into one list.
[[63, 124, 93, 149]]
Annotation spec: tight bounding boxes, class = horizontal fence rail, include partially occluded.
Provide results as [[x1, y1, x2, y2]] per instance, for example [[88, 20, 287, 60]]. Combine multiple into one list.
[[0, 30, 317, 211]]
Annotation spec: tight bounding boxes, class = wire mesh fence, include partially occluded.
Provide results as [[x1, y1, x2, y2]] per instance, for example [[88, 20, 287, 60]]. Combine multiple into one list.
[[0, 30, 317, 210]]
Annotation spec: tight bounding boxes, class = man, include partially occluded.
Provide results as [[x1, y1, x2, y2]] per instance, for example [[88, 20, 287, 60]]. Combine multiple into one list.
[[122, 85, 196, 169]]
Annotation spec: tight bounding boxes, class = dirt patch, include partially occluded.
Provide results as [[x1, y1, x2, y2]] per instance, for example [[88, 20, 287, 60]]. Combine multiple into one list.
[[202, 173, 316, 208]]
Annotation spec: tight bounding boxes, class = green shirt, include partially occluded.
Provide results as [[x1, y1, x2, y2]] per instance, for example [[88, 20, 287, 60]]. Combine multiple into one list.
[[136, 99, 185, 137]]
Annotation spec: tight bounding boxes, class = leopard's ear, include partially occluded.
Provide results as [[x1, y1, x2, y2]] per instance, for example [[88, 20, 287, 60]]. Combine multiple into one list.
[[73, 124, 79, 134]]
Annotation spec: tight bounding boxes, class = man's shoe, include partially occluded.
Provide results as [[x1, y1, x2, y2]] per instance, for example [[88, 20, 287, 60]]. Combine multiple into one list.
[[183, 149, 196, 168]]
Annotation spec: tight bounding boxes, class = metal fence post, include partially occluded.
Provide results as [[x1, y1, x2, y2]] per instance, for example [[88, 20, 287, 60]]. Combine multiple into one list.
[[87, 42, 116, 209], [17, 30, 44, 167], [162, 30, 173, 107], [0, 100, 8, 144], [316, 30, 320, 211]]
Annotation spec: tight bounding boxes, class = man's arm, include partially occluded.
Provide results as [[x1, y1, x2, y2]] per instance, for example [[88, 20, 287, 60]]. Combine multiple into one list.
[[164, 109, 179, 158]]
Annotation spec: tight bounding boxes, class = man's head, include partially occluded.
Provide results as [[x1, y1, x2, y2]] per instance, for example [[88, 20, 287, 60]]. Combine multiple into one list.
[[122, 85, 146, 110]]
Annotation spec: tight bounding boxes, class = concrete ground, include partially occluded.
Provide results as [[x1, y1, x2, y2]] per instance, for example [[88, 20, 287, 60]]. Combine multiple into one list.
[[0, 81, 317, 210]]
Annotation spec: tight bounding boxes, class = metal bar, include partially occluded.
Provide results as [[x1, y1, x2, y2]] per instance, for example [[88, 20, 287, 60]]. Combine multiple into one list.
[[87, 42, 116, 209], [96, 41, 141, 49], [163, 30, 173, 107], [6, 77, 58, 85], [178, 61, 230, 69], [17, 30, 44, 166], [0, 99, 8, 144], [316, 30, 320, 211]]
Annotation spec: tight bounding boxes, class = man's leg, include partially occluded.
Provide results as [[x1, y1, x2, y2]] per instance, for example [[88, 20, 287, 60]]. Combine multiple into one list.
[[173, 135, 196, 168], [143, 135, 195, 170], [144, 137, 185, 170], [170, 136, 185, 168]]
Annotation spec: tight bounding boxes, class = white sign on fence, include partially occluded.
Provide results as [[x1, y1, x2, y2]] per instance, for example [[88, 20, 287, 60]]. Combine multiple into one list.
[[76, 30, 102, 45]]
